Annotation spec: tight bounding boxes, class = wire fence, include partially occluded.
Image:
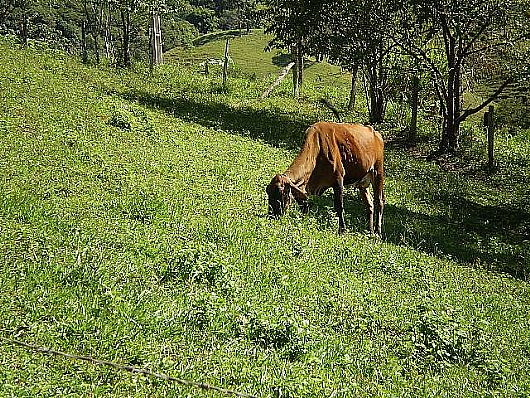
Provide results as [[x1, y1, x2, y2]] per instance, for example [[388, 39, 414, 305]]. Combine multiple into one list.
[[1, 336, 257, 398]]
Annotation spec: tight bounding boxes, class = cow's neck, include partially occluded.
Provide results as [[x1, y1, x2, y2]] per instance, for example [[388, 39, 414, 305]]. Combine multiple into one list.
[[282, 128, 320, 192], [283, 155, 316, 191]]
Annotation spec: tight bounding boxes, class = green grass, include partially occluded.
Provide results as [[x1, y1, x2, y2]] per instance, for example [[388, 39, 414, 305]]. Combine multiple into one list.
[[0, 36, 530, 397], [165, 30, 352, 97]]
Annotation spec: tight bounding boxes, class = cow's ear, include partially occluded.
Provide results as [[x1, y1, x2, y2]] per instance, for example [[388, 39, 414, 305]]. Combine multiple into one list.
[[289, 183, 308, 202]]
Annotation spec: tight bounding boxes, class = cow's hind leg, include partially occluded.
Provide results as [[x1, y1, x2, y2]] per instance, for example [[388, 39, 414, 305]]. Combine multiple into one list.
[[359, 187, 374, 234], [333, 180, 346, 234], [372, 166, 385, 235]]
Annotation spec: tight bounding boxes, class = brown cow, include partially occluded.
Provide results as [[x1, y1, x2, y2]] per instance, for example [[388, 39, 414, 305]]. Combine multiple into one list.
[[266, 121, 384, 234]]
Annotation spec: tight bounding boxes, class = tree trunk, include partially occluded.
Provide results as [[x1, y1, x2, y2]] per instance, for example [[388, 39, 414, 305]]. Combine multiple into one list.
[[103, 3, 114, 62], [20, 11, 28, 46], [297, 41, 303, 86], [81, 20, 88, 63], [409, 74, 420, 144], [438, 31, 460, 153], [120, 9, 131, 67], [367, 65, 385, 124], [150, 12, 163, 68], [292, 45, 300, 98], [92, 32, 100, 64], [348, 64, 359, 111], [440, 118, 460, 153], [439, 79, 460, 152], [365, 58, 386, 125], [369, 86, 385, 125]]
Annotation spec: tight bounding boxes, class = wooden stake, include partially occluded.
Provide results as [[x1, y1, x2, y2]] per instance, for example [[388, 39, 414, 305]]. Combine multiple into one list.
[[486, 105, 495, 168], [223, 38, 230, 86], [150, 12, 163, 68]]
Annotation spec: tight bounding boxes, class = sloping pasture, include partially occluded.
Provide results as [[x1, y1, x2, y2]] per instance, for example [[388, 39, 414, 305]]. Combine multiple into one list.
[[0, 38, 529, 397]]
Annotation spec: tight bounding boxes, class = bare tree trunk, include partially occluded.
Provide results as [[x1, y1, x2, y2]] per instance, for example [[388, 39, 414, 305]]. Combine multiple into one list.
[[93, 32, 100, 64], [297, 40, 303, 86], [484, 105, 495, 168], [348, 64, 359, 111], [120, 8, 131, 67], [367, 70, 385, 124], [292, 43, 303, 98], [103, 2, 114, 62], [364, 57, 387, 125], [369, 86, 385, 125], [20, 11, 28, 46], [439, 28, 459, 153], [150, 12, 163, 68], [409, 74, 420, 144], [81, 20, 88, 63]]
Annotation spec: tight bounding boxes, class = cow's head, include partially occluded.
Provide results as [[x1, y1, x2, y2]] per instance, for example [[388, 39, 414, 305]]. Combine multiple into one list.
[[266, 174, 307, 217]]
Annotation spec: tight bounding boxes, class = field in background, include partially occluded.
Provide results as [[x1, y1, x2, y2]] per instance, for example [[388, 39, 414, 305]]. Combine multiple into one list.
[[166, 30, 352, 95], [0, 36, 529, 397]]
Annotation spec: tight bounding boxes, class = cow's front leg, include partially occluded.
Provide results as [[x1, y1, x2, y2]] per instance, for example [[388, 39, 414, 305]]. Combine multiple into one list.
[[298, 200, 309, 214], [333, 180, 346, 234], [359, 187, 374, 234]]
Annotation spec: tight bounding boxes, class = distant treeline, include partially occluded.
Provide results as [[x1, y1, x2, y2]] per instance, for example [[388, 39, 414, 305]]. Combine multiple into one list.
[[1, 0, 528, 151], [0, 0, 264, 65]]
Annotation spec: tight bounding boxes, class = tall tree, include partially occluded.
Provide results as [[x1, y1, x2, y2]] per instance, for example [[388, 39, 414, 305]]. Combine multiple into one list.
[[312, 0, 399, 124], [394, 0, 530, 153], [265, 0, 324, 97], [83, 0, 105, 63]]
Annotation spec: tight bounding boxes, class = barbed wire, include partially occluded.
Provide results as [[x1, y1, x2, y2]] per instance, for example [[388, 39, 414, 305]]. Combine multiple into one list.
[[1, 336, 257, 398]]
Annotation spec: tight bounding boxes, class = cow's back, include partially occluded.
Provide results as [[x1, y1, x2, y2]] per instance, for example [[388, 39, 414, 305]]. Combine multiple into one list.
[[305, 122, 383, 193]]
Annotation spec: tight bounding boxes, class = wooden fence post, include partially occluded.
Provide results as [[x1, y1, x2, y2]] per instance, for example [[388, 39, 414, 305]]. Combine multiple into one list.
[[484, 105, 495, 168], [222, 38, 230, 86], [150, 12, 163, 68]]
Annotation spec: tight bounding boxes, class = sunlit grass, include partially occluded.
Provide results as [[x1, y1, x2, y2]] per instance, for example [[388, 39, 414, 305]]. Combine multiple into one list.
[[0, 37, 529, 397]]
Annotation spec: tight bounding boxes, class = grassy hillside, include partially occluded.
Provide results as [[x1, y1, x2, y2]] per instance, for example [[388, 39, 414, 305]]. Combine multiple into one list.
[[165, 30, 352, 94], [1, 37, 530, 397]]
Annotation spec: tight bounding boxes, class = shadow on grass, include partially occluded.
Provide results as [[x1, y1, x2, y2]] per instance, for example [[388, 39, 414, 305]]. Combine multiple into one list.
[[120, 89, 310, 151], [193, 30, 249, 47], [271, 53, 320, 71], [120, 88, 529, 280], [310, 190, 529, 280], [271, 53, 292, 68]]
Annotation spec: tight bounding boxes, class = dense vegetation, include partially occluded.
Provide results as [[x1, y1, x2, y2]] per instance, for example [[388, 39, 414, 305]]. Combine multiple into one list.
[[0, 0, 262, 63], [1, 31, 529, 397], [4, 0, 528, 155]]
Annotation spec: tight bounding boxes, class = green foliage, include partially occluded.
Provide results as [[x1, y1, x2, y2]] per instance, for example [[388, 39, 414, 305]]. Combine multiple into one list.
[[496, 97, 530, 128], [161, 18, 198, 50], [410, 306, 486, 369], [108, 103, 157, 136], [185, 5, 218, 33]]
